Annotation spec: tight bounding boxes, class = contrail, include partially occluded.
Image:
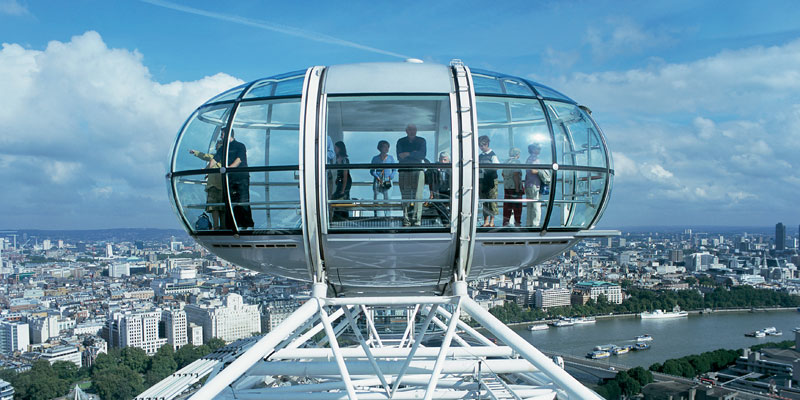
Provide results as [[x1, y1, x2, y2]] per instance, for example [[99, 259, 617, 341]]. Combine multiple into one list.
[[140, 0, 410, 59]]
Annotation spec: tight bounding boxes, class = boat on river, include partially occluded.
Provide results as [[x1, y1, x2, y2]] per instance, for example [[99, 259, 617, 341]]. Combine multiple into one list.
[[573, 316, 596, 324], [633, 342, 650, 351], [528, 324, 548, 331], [635, 334, 653, 341], [612, 345, 631, 355], [587, 350, 611, 359], [551, 318, 575, 327], [639, 309, 688, 319]]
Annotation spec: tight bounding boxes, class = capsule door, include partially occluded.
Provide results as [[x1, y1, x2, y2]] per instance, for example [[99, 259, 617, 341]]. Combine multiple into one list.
[[319, 91, 459, 296]]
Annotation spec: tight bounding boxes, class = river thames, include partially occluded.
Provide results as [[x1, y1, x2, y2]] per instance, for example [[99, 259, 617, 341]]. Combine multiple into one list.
[[515, 310, 800, 368]]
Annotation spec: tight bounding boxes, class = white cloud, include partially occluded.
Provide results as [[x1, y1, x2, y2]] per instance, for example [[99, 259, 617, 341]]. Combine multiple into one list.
[[545, 39, 800, 225], [0, 31, 243, 228], [0, 0, 29, 16], [693, 117, 714, 140], [584, 18, 674, 60]]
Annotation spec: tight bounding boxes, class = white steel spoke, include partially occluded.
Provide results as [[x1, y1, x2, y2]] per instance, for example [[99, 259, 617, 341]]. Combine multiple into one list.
[[342, 304, 391, 396], [390, 303, 438, 397], [318, 302, 358, 400], [423, 299, 461, 400]]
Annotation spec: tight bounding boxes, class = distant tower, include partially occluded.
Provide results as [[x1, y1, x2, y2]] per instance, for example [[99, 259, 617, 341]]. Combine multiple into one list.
[[105, 243, 113, 258], [776, 223, 786, 251]]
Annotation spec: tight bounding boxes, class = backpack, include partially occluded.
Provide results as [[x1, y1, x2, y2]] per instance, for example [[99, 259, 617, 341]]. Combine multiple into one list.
[[479, 151, 498, 181], [195, 213, 212, 230]]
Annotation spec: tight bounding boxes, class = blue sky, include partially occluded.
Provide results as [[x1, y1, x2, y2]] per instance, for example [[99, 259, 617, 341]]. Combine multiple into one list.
[[1, 0, 799, 229]]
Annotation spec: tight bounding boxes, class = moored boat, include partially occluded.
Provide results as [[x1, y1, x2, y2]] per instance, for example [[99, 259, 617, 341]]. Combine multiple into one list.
[[551, 318, 575, 327], [639, 309, 688, 319], [573, 316, 596, 324], [588, 350, 611, 359]]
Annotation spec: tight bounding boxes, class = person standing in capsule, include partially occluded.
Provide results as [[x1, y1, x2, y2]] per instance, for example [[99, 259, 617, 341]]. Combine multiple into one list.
[[214, 128, 254, 229], [396, 124, 426, 227]]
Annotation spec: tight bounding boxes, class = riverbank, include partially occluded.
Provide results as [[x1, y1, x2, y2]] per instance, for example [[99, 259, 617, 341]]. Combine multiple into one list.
[[498, 306, 798, 329], [515, 310, 800, 369]]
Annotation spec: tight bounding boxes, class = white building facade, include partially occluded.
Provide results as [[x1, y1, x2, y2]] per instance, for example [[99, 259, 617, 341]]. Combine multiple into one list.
[[185, 294, 261, 343]]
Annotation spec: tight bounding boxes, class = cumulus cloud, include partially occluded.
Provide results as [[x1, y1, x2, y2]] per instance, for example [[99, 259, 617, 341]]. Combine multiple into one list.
[[0, 0, 29, 16], [584, 17, 675, 60], [548, 39, 800, 226], [0, 31, 243, 228]]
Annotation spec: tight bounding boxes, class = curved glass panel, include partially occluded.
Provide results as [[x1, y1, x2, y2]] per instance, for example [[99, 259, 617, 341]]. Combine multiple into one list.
[[549, 170, 606, 229], [476, 97, 552, 164], [243, 73, 305, 99], [483, 166, 552, 229], [228, 170, 301, 231], [524, 80, 574, 102], [546, 101, 607, 168], [476, 97, 553, 230], [206, 84, 248, 103], [231, 99, 301, 167], [471, 70, 535, 97], [325, 95, 452, 230], [173, 105, 231, 172], [174, 172, 227, 233]]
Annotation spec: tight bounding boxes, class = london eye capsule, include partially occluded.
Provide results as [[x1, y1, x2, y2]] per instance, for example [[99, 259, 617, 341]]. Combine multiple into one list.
[[167, 61, 614, 296]]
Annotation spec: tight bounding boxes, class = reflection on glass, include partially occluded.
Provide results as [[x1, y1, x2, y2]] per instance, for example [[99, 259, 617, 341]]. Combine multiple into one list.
[[476, 97, 552, 165], [232, 99, 301, 167], [174, 105, 231, 172], [243, 73, 305, 99], [471, 70, 535, 96], [207, 84, 247, 103], [562, 171, 606, 228], [546, 101, 606, 168], [241, 171, 301, 231], [325, 96, 452, 230]]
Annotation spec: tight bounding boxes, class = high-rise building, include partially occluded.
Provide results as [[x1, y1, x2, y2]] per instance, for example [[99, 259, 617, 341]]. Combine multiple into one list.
[[105, 243, 113, 258], [108, 311, 167, 355], [776, 223, 786, 250], [163, 310, 188, 349], [185, 293, 261, 343], [0, 320, 29, 355], [42, 239, 51, 250]]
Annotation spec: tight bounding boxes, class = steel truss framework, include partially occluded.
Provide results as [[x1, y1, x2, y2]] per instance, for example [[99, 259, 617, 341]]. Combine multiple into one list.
[[177, 283, 601, 400]]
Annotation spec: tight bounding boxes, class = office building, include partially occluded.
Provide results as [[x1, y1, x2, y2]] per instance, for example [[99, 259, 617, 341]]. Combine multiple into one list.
[[574, 281, 623, 304], [108, 311, 167, 355], [189, 323, 203, 346], [185, 293, 261, 343], [0, 320, 29, 355], [534, 288, 572, 309], [776, 223, 786, 251], [29, 315, 59, 343], [38, 345, 82, 367], [164, 309, 188, 349]]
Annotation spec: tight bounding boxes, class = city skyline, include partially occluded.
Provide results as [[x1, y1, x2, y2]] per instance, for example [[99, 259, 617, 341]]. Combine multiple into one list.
[[1, 0, 799, 229]]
